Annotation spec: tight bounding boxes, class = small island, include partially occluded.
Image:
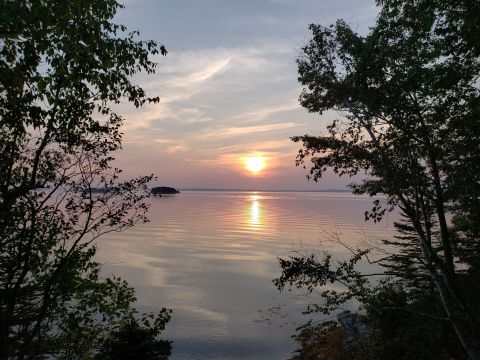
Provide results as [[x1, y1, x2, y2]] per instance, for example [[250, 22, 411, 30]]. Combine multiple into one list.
[[151, 186, 180, 196]]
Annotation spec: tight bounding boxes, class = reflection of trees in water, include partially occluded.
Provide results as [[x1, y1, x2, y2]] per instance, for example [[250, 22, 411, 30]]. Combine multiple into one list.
[[0, 1, 171, 358]]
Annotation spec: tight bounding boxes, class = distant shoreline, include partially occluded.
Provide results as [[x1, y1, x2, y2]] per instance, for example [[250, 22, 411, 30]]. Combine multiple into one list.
[[178, 188, 352, 193]]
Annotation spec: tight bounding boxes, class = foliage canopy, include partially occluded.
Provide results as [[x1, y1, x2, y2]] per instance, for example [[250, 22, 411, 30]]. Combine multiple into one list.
[[0, 0, 170, 358], [277, 1, 480, 359]]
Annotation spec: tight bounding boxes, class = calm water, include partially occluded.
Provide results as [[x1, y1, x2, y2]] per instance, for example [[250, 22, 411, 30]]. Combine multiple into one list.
[[97, 191, 397, 360]]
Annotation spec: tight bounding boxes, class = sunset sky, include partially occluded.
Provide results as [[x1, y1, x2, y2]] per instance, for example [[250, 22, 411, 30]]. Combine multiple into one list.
[[114, 0, 378, 190]]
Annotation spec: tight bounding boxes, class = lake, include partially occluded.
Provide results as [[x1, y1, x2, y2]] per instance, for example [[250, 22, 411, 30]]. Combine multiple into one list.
[[97, 191, 398, 360]]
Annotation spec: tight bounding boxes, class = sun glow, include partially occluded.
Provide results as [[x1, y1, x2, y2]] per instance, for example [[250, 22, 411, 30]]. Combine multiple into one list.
[[245, 156, 265, 174]]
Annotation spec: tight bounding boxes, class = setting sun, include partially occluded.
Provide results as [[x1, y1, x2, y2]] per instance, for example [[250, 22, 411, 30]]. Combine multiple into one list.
[[246, 156, 265, 174]]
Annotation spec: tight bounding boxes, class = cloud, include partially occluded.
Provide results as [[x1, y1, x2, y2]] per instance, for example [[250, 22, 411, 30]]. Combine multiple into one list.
[[230, 100, 300, 122], [212, 140, 293, 154], [141, 43, 293, 104], [163, 57, 231, 89], [177, 108, 212, 124], [121, 42, 298, 140], [164, 145, 188, 154], [197, 122, 303, 140], [122, 105, 211, 132]]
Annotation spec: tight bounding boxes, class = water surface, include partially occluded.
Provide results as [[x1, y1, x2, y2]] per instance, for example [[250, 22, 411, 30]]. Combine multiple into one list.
[[97, 191, 397, 360]]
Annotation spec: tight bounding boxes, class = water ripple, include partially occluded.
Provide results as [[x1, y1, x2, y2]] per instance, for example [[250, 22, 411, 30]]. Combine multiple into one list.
[[97, 191, 398, 360]]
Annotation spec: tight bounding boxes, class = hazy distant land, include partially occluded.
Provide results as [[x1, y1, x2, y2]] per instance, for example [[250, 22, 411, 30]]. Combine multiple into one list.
[[178, 188, 352, 193]]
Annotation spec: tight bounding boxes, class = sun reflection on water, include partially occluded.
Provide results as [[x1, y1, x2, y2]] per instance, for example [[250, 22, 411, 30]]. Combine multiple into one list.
[[248, 193, 263, 228], [247, 194, 265, 232], [250, 194, 260, 201], [250, 201, 260, 223]]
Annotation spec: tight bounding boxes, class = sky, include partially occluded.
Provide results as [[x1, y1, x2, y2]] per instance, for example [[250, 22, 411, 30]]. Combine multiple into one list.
[[113, 0, 379, 190]]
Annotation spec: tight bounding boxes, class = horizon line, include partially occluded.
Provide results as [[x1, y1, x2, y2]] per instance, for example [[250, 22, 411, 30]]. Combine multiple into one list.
[[177, 187, 352, 193]]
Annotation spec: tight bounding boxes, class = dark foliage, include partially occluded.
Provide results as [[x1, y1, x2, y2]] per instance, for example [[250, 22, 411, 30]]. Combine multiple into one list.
[[95, 315, 172, 360], [0, 0, 171, 358], [277, 1, 480, 358]]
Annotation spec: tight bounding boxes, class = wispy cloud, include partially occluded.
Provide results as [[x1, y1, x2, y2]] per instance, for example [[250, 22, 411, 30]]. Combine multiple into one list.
[[146, 43, 293, 100], [122, 42, 297, 138], [197, 122, 303, 140], [230, 100, 300, 122], [164, 58, 231, 89], [212, 140, 293, 154]]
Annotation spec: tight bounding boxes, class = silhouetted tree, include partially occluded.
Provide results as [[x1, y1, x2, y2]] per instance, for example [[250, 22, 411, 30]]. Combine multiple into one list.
[[0, 0, 170, 358], [95, 316, 172, 360], [277, 1, 480, 358]]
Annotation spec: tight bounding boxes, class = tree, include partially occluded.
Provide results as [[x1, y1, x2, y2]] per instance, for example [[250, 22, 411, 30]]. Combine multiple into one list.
[[95, 316, 172, 360], [0, 0, 170, 358], [277, 1, 480, 358]]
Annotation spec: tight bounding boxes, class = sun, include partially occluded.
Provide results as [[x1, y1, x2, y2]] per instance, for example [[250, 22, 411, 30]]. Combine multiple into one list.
[[246, 156, 265, 174]]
